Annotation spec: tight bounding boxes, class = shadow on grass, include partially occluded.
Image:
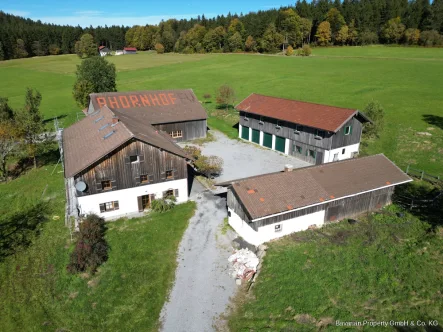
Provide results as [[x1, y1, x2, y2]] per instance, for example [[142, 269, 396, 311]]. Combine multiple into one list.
[[43, 114, 67, 124], [8, 146, 60, 179], [423, 114, 443, 130], [0, 202, 50, 261]]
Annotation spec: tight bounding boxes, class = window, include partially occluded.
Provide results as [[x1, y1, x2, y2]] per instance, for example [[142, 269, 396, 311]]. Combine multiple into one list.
[[294, 145, 302, 154], [275, 224, 282, 232], [342, 148, 346, 155], [165, 170, 173, 179], [140, 174, 149, 183], [101, 180, 112, 190], [307, 149, 316, 158], [170, 130, 183, 138], [294, 124, 303, 133], [344, 126, 352, 135], [163, 189, 174, 198], [315, 129, 325, 138], [141, 195, 150, 209], [130, 155, 139, 163], [99, 201, 119, 213]]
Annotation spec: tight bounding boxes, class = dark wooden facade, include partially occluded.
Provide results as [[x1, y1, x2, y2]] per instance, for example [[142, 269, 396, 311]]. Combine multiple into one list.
[[153, 119, 207, 142], [228, 186, 395, 231], [239, 112, 363, 164], [74, 138, 187, 196]]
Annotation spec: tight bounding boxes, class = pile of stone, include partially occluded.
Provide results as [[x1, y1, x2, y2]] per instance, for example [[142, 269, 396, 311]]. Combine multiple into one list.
[[228, 248, 259, 284]]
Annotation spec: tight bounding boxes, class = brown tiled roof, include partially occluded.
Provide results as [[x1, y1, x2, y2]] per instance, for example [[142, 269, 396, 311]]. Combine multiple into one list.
[[89, 89, 207, 125], [63, 106, 188, 178], [229, 154, 412, 220], [236, 94, 369, 132]]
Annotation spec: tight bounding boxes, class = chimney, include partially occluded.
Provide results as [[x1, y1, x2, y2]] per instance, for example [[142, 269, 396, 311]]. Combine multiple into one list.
[[112, 116, 119, 125], [284, 164, 294, 172]]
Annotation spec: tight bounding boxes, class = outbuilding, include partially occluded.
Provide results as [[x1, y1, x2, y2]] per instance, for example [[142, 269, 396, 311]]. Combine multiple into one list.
[[123, 47, 137, 54], [221, 154, 412, 246]]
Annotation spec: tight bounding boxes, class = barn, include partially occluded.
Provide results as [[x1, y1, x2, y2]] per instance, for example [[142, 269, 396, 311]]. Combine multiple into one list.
[[236, 94, 371, 164], [87, 89, 207, 142], [221, 154, 412, 246]]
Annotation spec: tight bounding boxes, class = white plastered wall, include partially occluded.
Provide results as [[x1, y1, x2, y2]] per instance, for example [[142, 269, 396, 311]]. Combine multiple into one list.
[[228, 208, 325, 246], [323, 143, 360, 163], [78, 178, 188, 220]]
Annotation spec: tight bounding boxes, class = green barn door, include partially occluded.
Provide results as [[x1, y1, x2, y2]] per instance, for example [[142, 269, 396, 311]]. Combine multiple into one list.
[[251, 129, 260, 144], [241, 126, 250, 140], [263, 133, 272, 148], [275, 136, 286, 153]]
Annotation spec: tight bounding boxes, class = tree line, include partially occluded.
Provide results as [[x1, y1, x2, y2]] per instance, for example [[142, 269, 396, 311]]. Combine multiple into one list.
[[1, 0, 443, 60]]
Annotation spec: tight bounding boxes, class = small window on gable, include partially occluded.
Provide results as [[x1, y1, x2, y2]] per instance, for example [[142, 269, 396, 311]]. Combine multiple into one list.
[[101, 180, 112, 190], [140, 174, 149, 183], [130, 155, 139, 163], [344, 126, 352, 135], [170, 130, 183, 138], [166, 170, 173, 179]]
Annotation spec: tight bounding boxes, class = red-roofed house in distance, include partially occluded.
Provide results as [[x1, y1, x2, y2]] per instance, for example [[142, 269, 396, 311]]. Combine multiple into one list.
[[123, 47, 137, 54], [236, 94, 371, 165]]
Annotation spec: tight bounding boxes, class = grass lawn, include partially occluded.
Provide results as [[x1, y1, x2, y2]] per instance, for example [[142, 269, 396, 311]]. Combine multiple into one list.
[[0, 162, 196, 332], [228, 205, 443, 331], [1, 48, 441, 174]]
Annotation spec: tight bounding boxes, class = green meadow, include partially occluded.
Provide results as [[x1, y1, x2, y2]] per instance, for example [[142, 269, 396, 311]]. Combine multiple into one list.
[[0, 46, 442, 330], [1, 46, 442, 174]]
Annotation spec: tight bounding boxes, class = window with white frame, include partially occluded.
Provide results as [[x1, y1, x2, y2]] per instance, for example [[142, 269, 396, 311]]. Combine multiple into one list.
[[99, 201, 119, 213], [170, 130, 183, 138]]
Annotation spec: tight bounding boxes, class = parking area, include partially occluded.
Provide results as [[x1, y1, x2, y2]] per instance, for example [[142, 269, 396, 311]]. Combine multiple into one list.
[[180, 130, 310, 183]]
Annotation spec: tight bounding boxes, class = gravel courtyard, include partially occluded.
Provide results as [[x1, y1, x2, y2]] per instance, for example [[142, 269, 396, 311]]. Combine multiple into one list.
[[180, 130, 310, 183]]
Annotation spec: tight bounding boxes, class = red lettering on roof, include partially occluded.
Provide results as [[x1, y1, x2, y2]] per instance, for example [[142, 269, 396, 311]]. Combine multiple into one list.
[[159, 94, 169, 105], [140, 94, 150, 106], [168, 93, 176, 104], [129, 95, 140, 107], [97, 97, 106, 109], [150, 94, 160, 106], [119, 96, 130, 109], [108, 96, 119, 109]]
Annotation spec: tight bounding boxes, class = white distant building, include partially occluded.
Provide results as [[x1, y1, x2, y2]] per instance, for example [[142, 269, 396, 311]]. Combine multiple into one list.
[[98, 46, 111, 57]]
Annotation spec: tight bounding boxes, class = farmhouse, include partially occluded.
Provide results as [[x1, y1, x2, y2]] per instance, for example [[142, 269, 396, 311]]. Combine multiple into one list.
[[87, 89, 207, 142], [236, 94, 371, 164], [63, 89, 207, 220], [124, 47, 137, 54], [99, 46, 111, 56], [222, 154, 412, 246]]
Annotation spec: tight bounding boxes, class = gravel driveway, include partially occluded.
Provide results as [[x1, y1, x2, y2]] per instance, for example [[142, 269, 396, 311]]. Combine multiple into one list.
[[160, 180, 236, 332], [180, 130, 310, 183]]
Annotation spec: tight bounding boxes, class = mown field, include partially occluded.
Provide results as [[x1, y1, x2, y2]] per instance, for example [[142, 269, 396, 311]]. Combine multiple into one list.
[[0, 46, 442, 331], [1, 46, 442, 175]]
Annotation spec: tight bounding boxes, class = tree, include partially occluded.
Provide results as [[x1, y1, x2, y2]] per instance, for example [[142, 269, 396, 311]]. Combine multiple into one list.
[[245, 35, 257, 52], [261, 23, 284, 52], [286, 45, 294, 56], [31, 41, 45, 56], [228, 18, 245, 37], [76, 33, 97, 58], [228, 32, 243, 51], [0, 97, 18, 180], [15, 89, 44, 169], [300, 18, 313, 44], [67, 214, 108, 274], [73, 56, 116, 108], [315, 21, 331, 46], [0, 41, 5, 61], [359, 30, 378, 45], [184, 24, 207, 51], [48, 44, 61, 55], [325, 8, 346, 42], [419, 30, 443, 46], [336, 25, 349, 45], [155, 43, 165, 54], [194, 155, 223, 178], [404, 28, 421, 44], [280, 8, 302, 46], [348, 19, 359, 45], [362, 101, 384, 139], [216, 85, 236, 111], [0, 97, 14, 121], [383, 17, 406, 44], [15, 39, 28, 58]]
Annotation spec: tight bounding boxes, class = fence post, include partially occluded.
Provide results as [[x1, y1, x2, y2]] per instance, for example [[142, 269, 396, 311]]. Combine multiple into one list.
[[421, 171, 424, 180]]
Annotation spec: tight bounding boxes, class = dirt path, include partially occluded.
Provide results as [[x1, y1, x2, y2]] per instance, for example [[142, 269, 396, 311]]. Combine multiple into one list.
[[159, 181, 237, 332]]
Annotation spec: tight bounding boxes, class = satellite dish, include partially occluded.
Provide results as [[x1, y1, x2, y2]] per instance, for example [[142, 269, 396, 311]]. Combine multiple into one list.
[[75, 181, 87, 192]]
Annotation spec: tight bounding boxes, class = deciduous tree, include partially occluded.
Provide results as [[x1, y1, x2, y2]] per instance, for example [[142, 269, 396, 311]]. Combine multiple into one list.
[[155, 43, 165, 54], [404, 28, 421, 44], [325, 8, 346, 41], [228, 32, 243, 51], [216, 85, 236, 111], [336, 25, 349, 45], [76, 33, 97, 58], [245, 35, 257, 52], [362, 101, 384, 139], [73, 56, 116, 108], [383, 17, 406, 43], [15, 39, 28, 58], [261, 23, 283, 52], [315, 21, 331, 46]]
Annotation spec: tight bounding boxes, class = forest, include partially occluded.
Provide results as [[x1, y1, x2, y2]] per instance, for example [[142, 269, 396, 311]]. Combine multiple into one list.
[[1, 0, 443, 59]]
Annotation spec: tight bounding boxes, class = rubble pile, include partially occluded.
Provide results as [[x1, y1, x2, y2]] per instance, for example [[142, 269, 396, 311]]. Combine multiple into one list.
[[228, 248, 259, 283]]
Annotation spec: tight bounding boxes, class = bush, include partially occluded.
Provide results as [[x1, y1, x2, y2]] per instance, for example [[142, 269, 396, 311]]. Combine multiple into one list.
[[48, 44, 61, 55], [67, 214, 108, 274], [216, 84, 236, 111], [296, 44, 312, 56], [362, 101, 384, 139], [183, 145, 202, 159], [419, 30, 443, 47], [359, 30, 379, 45], [203, 93, 211, 102], [155, 43, 165, 54], [285, 45, 294, 56], [194, 155, 223, 178], [151, 195, 176, 213], [183, 46, 195, 54]]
